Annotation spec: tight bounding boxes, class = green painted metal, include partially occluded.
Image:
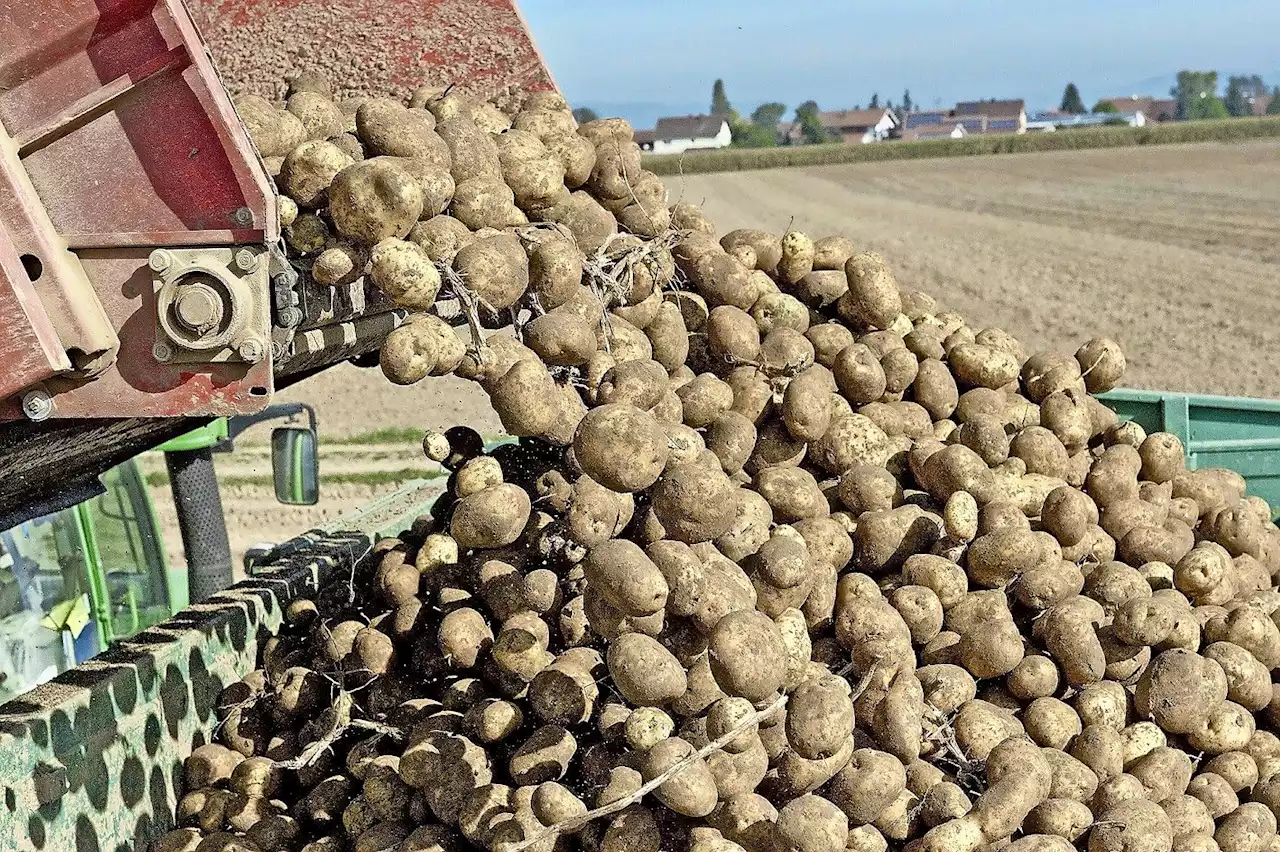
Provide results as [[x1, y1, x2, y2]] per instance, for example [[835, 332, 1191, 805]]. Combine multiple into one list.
[[72, 503, 114, 650], [155, 419, 229, 454], [0, 478, 442, 852], [1100, 388, 1280, 517]]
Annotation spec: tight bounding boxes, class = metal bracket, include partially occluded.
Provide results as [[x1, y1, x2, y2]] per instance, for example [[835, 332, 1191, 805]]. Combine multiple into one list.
[[150, 246, 270, 366]]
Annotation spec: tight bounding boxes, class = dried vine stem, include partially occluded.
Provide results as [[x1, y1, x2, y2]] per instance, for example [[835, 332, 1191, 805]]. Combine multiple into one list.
[[275, 689, 403, 771], [508, 690, 790, 852], [510, 662, 879, 852]]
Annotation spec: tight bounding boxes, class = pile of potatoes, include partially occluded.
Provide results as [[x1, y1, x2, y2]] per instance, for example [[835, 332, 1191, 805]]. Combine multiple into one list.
[[158, 75, 1280, 852]]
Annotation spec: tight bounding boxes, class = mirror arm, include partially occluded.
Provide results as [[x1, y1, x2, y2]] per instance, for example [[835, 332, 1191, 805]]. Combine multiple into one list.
[[227, 403, 319, 441]]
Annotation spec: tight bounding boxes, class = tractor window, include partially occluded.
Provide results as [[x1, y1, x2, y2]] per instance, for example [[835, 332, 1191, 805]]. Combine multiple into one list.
[[86, 463, 171, 640], [0, 513, 95, 701]]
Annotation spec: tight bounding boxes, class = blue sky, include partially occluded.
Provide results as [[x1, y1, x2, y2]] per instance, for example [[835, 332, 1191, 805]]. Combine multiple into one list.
[[520, 0, 1280, 127]]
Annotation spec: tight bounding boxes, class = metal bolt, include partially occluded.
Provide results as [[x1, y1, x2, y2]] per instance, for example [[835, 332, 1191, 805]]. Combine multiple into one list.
[[270, 340, 286, 361], [173, 283, 224, 334], [238, 338, 265, 364], [232, 207, 254, 227], [277, 306, 303, 328], [233, 248, 259, 274], [21, 390, 53, 422], [148, 249, 174, 273], [153, 341, 173, 363]]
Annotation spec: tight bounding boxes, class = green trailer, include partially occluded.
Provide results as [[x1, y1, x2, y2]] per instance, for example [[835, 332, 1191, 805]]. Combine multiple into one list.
[[1101, 388, 1280, 518]]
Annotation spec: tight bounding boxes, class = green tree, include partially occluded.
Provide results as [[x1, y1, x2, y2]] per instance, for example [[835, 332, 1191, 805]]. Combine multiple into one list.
[[750, 102, 787, 128], [869, 93, 880, 109], [1172, 71, 1227, 120], [1224, 76, 1249, 117], [793, 100, 826, 145], [571, 107, 598, 124], [711, 79, 738, 121], [730, 123, 778, 148], [902, 89, 913, 113], [1092, 100, 1119, 114], [1268, 87, 1280, 115], [1060, 83, 1085, 114]]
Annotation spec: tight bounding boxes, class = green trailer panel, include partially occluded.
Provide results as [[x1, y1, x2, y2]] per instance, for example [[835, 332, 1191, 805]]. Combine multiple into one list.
[[0, 479, 441, 852], [1100, 388, 1280, 517]]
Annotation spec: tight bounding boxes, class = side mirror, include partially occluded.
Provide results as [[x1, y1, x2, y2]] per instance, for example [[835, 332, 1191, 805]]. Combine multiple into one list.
[[271, 427, 319, 505]]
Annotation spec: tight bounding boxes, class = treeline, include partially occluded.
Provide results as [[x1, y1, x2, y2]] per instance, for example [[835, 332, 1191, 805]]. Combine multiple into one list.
[[1060, 71, 1280, 120], [709, 80, 916, 149]]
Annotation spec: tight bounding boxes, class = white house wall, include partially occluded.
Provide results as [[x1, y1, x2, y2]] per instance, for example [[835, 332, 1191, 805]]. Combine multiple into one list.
[[652, 122, 732, 154]]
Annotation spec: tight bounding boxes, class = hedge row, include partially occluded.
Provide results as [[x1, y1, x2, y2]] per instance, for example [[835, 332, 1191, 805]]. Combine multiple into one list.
[[642, 117, 1280, 175]]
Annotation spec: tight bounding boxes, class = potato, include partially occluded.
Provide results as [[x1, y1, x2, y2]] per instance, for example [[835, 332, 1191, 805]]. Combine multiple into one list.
[[369, 238, 440, 310], [509, 725, 577, 786], [280, 140, 354, 208], [434, 114, 502, 182], [754, 466, 828, 523], [679, 373, 735, 428], [1141, 433, 1187, 484], [451, 176, 520, 230], [641, 737, 718, 818], [450, 483, 532, 550], [774, 794, 849, 852], [607, 633, 688, 706], [186, 744, 244, 789], [1026, 799, 1093, 841], [525, 311, 596, 366], [950, 343, 1021, 390], [572, 404, 669, 492], [236, 94, 306, 157], [1214, 804, 1276, 852], [708, 305, 762, 365], [839, 251, 901, 330], [1130, 746, 1193, 803], [783, 365, 836, 442], [330, 158, 424, 244], [708, 610, 787, 701], [1077, 338, 1127, 394], [583, 539, 669, 616], [778, 231, 816, 285], [1134, 649, 1228, 735], [785, 675, 855, 760], [913, 359, 960, 421]]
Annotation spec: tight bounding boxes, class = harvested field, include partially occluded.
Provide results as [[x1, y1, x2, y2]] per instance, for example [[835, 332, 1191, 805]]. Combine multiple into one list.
[[666, 138, 1280, 399], [159, 139, 1280, 578]]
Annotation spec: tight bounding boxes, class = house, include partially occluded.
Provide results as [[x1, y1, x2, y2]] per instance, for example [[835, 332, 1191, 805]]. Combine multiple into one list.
[[903, 123, 967, 142], [641, 115, 732, 154], [955, 99, 1027, 133], [817, 108, 900, 144], [902, 111, 951, 131], [1102, 96, 1176, 122], [1027, 111, 1145, 131]]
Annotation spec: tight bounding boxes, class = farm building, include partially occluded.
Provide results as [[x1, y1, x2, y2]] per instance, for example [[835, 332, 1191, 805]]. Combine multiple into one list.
[[902, 122, 967, 141], [816, 107, 900, 144], [638, 115, 732, 154], [1102, 96, 1177, 121], [1027, 111, 1146, 131], [955, 99, 1028, 133]]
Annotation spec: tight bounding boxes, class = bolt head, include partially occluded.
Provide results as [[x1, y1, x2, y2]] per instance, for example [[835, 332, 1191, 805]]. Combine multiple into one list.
[[238, 338, 265, 363], [148, 250, 173, 273], [21, 390, 53, 421], [234, 249, 259, 273], [232, 207, 254, 227], [153, 341, 173, 363], [173, 283, 223, 333]]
